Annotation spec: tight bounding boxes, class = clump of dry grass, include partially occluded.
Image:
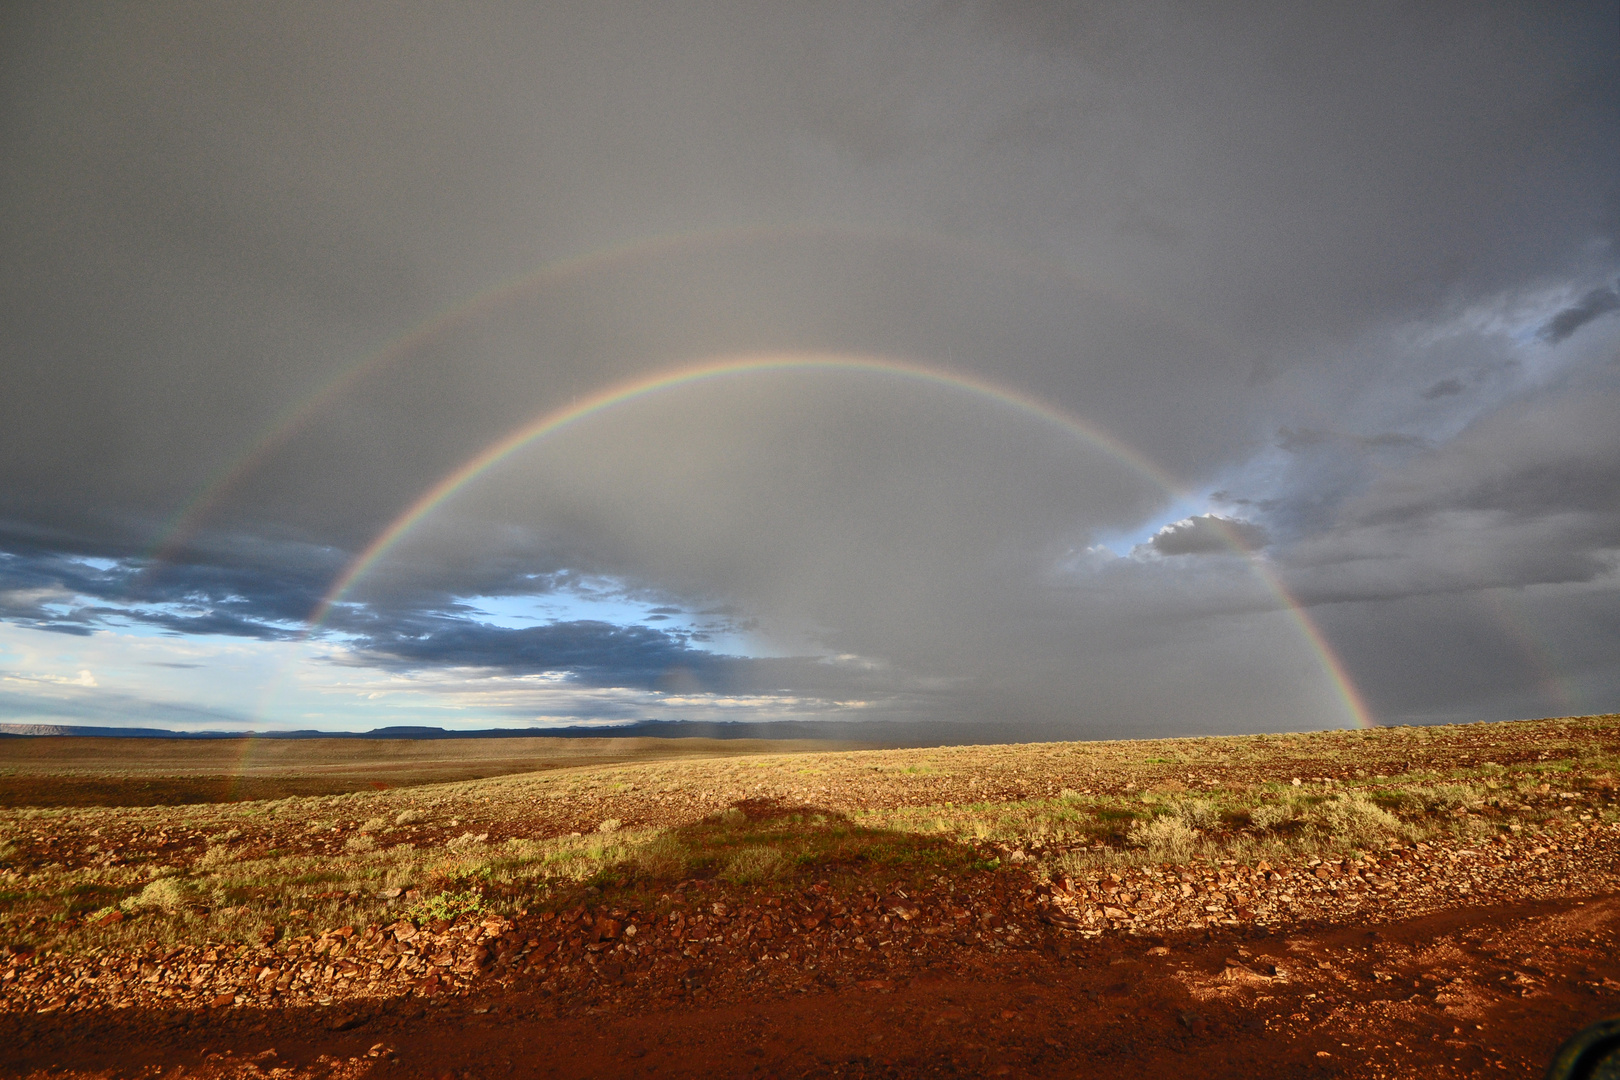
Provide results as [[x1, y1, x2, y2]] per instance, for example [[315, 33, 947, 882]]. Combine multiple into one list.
[[721, 846, 786, 884], [195, 844, 239, 869], [1126, 815, 1199, 861], [629, 835, 695, 880], [122, 877, 197, 913]]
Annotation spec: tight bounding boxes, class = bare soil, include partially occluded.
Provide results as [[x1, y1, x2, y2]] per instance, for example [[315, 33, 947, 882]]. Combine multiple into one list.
[[3, 716, 1619, 1078]]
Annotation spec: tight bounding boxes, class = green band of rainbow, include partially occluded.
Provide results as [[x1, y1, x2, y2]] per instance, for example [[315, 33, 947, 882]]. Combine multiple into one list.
[[305, 351, 1376, 729]]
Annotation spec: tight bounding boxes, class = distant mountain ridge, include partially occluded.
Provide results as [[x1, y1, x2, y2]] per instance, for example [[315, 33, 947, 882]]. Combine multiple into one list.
[[0, 720, 1006, 747]]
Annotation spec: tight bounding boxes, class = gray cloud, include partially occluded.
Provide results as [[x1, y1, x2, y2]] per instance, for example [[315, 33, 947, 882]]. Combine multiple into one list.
[[1148, 516, 1269, 557], [0, 2, 1616, 734], [1275, 384, 1620, 614], [1540, 282, 1620, 344], [1421, 378, 1466, 400], [1345, 391, 1620, 524]]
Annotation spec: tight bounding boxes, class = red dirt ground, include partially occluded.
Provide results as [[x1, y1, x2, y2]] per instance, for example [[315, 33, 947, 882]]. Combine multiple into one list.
[[6, 892, 1619, 1078], [7, 718, 1620, 1077]]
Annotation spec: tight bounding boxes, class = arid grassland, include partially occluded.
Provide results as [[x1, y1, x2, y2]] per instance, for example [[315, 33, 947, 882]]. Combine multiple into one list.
[[3, 716, 1620, 1079], [0, 735, 857, 807]]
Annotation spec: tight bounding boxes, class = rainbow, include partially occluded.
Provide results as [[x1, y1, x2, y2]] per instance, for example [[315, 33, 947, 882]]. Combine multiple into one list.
[[304, 352, 1377, 730], [138, 221, 1233, 580]]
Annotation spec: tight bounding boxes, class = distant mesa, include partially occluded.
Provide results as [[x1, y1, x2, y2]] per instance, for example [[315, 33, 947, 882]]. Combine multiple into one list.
[[0, 719, 1012, 747]]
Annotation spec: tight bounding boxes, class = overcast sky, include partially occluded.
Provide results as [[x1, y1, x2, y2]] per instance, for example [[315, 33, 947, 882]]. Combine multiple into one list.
[[2, 2, 1617, 738]]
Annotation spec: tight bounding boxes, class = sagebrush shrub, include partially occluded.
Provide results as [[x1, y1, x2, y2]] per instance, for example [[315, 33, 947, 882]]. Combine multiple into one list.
[[1306, 793, 1403, 848], [1173, 798, 1219, 830], [1249, 802, 1295, 830]]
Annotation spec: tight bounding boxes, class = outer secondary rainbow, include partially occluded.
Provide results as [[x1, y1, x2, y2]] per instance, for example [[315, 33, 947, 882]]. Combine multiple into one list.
[[140, 222, 1234, 580]]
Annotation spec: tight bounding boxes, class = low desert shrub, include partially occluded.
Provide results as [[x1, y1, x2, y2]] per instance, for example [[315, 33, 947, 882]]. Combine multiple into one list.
[[1305, 793, 1404, 849], [394, 809, 424, 826], [406, 888, 485, 924], [122, 877, 197, 913], [1127, 815, 1199, 862], [630, 835, 694, 880], [721, 846, 786, 884], [1171, 798, 1219, 831], [195, 844, 239, 870], [1248, 801, 1295, 831]]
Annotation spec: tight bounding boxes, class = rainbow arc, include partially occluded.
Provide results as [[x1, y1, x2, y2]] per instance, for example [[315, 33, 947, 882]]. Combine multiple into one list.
[[301, 352, 1376, 730]]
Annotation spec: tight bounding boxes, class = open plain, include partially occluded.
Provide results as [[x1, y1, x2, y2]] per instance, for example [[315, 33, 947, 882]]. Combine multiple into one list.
[[3, 716, 1620, 1078]]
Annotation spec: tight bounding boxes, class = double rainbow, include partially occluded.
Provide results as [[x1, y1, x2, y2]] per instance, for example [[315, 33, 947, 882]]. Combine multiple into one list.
[[133, 222, 1374, 730], [141, 221, 1227, 575], [303, 351, 1376, 730]]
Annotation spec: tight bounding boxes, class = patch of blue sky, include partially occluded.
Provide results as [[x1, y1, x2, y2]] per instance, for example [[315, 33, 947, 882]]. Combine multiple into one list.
[[460, 588, 652, 629], [457, 585, 765, 657]]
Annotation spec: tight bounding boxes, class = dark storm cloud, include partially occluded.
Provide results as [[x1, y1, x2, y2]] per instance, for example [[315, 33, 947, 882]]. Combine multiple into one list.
[[1421, 378, 1466, 400], [352, 619, 738, 689], [1276, 427, 1333, 453], [0, 529, 330, 640], [1348, 392, 1620, 524], [0, 2, 1616, 732], [1539, 282, 1620, 344], [345, 615, 911, 703], [1147, 516, 1268, 557], [1280, 386, 1620, 608], [1278, 428, 1428, 455], [3, 2, 1614, 544]]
